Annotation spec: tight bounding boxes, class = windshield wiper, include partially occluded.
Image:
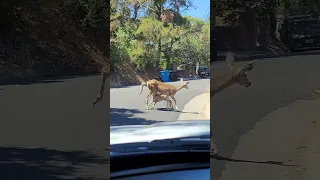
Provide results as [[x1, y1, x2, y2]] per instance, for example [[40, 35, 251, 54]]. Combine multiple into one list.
[[111, 136, 210, 154]]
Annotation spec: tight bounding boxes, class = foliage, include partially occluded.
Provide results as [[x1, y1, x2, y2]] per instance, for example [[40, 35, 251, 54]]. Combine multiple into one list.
[[110, 0, 210, 70], [173, 18, 210, 66]]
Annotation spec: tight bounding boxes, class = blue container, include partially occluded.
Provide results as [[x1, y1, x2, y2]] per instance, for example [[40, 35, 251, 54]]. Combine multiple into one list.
[[160, 70, 170, 82]]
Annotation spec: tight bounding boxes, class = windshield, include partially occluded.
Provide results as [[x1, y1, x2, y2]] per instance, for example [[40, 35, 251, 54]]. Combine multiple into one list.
[[108, 0, 211, 156]]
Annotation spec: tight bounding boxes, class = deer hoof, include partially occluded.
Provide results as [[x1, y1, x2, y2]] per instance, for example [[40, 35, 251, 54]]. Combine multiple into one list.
[[211, 148, 218, 155]]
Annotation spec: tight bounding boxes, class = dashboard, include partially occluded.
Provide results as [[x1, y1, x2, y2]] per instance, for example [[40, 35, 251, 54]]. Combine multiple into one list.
[[111, 163, 210, 180], [114, 168, 210, 180], [110, 151, 210, 179]]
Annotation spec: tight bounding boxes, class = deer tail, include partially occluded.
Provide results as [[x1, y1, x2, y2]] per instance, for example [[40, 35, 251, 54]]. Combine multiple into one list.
[[139, 81, 147, 95]]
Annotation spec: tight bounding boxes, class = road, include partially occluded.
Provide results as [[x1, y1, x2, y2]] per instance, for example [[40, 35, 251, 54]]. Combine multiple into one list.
[[0, 75, 110, 179], [0, 74, 209, 179], [211, 54, 320, 180], [110, 79, 210, 126]]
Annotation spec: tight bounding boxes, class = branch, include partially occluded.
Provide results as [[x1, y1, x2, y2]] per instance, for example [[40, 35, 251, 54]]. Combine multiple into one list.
[[135, 0, 157, 12]]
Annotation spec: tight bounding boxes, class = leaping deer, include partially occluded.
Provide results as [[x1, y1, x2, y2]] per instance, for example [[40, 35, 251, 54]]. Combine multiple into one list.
[[93, 58, 110, 106], [210, 52, 256, 155]]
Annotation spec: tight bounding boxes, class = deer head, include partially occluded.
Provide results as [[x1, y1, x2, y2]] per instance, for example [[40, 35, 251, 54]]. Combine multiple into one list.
[[227, 52, 255, 88], [210, 52, 255, 98], [180, 78, 189, 89]]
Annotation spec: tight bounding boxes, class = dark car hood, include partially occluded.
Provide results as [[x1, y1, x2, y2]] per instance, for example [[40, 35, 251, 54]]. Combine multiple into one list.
[[110, 120, 210, 145]]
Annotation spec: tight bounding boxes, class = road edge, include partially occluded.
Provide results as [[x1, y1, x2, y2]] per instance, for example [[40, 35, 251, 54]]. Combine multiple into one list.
[[178, 92, 210, 121]]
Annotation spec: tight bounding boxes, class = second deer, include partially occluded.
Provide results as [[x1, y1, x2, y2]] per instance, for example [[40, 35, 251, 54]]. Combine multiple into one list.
[[146, 92, 174, 110]]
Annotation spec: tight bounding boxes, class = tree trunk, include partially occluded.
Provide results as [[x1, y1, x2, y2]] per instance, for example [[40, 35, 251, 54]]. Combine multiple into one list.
[[156, 4, 162, 68]]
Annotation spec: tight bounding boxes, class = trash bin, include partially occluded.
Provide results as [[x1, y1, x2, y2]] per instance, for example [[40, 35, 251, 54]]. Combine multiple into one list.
[[160, 70, 170, 82]]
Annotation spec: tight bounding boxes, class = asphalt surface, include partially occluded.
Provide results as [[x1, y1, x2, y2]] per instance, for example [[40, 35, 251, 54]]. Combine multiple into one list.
[[0, 75, 209, 179], [211, 54, 320, 179], [2, 53, 319, 179], [110, 78, 210, 126], [0, 75, 110, 179]]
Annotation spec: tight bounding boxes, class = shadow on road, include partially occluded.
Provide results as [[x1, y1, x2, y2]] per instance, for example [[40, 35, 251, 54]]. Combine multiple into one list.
[[0, 74, 97, 86], [211, 154, 296, 167], [179, 111, 200, 114], [155, 108, 174, 112], [110, 108, 161, 126], [0, 79, 65, 86], [155, 108, 200, 115], [0, 147, 108, 180]]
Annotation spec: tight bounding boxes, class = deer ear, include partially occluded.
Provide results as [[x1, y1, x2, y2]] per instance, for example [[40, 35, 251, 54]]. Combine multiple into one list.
[[226, 52, 235, 70], [237, 62, 254, 75], [248, 60, 256, 66]]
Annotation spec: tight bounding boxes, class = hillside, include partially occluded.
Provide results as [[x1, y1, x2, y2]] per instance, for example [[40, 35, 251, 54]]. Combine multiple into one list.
[[0, 0, 156, 86]]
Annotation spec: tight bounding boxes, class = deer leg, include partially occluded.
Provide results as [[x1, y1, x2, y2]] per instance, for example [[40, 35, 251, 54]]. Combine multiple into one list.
[[166, 100, 171, 110], [171, 96, 178, 111], [210, 131, 218, 155], [211, 141, 218, 155], [168, 98, 174, 110], [149, 101, 156, 110], [93, 70, 108, 106], [145, 93, 152, 109]]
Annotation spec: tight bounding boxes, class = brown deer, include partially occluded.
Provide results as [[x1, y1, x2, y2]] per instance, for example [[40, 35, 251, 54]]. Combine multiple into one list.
[[93, 58, 110, 106], [210, 52, 255, 98], [210, 52, 256, 155], [140, 78, 189, 111], [147, 92, 174, 110]]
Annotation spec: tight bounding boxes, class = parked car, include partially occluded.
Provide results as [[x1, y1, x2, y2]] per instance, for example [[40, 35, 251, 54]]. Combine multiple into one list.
[[169, 70, 179, 81], [197, 66, 210, 78], [280, 14, 320, 50]]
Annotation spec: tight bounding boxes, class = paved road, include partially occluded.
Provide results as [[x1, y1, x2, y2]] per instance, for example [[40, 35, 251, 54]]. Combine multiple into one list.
[[110, 79, 210, 126], [0, 75, 209, 179], [211, 54, 320, 179], [0, 76, 110, 179]]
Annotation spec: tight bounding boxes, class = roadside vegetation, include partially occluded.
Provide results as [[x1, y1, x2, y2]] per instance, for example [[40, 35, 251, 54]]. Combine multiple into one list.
[[0, 0, 209, 86]]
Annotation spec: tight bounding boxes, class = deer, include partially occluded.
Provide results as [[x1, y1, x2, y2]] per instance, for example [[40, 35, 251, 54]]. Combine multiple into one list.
[[139, 78, 189, 111], [139, 79, 171, 109], [146, 92, 174, 110], [93, 58, 110, 106], [210, 52, 256, 155], [210, 52, 255, 98]]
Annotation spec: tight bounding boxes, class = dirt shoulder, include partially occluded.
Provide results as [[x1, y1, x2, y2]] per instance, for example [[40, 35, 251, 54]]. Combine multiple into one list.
[[178, 92, 210, 120], [217, 93, 320, 180]]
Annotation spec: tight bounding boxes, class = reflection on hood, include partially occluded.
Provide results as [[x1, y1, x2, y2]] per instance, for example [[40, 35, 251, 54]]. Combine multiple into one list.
[[110, 120, 210, 145]]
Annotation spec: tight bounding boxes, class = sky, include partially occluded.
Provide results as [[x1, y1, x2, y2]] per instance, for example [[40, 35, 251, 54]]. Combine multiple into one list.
[[182, 0, 210, 21]]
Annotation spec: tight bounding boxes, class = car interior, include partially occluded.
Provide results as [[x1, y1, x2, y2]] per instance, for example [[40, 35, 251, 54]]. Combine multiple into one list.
[[110, 151, 210, 179]]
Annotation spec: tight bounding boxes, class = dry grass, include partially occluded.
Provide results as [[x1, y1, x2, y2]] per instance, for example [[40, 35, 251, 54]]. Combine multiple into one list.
[[0, 1, 106, 80], [110, 63, 160, 87], [0, 1, 159, 86]]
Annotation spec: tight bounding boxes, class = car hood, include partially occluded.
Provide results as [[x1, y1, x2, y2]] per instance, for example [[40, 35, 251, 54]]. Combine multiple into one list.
[[110, 120, 210, 145]]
